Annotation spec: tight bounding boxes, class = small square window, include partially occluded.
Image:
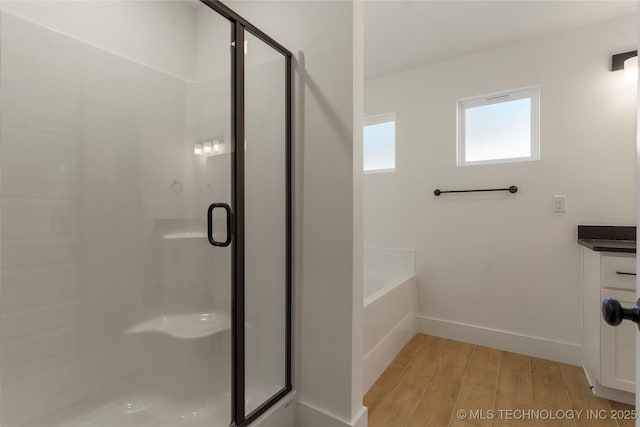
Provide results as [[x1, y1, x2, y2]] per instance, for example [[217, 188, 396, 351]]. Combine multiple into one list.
[[364, 113, 395, 172], [457, 86, 540, 166]]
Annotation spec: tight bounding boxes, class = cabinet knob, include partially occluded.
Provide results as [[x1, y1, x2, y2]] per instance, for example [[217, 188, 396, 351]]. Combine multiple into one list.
[[602, 297, 640, 330]]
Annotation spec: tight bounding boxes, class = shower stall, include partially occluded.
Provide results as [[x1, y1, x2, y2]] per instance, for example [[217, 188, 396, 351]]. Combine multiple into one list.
[[0, 1, 292, 426]]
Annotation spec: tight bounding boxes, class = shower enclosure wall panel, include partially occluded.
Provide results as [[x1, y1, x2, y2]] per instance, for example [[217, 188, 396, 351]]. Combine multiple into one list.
[[0, 4, 234, 426], [1, 1, 293, 426]]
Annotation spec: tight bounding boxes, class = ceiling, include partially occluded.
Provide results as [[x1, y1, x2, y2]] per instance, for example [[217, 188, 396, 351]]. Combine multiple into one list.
[[364, 1, 638, 79]]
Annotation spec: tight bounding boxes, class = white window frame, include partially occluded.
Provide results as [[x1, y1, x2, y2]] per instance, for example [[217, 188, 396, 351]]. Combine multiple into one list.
[[457, 86, 540, 166], [364, 112, 396, 173]]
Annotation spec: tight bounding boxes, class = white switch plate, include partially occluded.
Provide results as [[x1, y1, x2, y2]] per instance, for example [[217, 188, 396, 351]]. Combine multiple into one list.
[[553, 195, 567, 212]]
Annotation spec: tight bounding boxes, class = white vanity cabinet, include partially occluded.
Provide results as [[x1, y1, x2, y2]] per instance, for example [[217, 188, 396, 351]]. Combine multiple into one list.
[[600, 288, 636, 392], [582, 248, 636, 404]]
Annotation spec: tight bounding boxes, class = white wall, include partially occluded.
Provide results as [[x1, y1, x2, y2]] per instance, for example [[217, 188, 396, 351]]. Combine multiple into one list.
[[225, 1, 366, 426], [364, 13, 638, 364], [0, 0, 197, 81]]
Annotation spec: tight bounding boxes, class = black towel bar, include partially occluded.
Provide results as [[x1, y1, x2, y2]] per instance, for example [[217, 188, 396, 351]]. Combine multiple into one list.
[[434, 186, 518, 196]]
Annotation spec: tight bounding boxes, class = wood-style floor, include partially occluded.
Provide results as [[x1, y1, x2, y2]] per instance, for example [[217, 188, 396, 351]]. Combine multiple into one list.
[[365, 334, 635, 427]]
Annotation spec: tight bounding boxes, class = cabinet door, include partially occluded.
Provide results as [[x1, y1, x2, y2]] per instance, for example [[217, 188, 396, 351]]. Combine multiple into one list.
[[600, 289, 636, 393]]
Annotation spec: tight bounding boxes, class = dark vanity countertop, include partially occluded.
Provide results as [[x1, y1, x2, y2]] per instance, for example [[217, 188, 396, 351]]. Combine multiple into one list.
[[577, 225, 636, 254], [577, 239, 636, 253]]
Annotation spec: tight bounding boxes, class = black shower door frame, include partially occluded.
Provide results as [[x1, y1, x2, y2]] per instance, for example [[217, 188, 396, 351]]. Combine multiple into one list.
[[200, 1, 293, 426]]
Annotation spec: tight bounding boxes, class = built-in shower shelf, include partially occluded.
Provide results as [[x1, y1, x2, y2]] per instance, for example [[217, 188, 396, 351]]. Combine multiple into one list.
[[125, 312, 230, 339]]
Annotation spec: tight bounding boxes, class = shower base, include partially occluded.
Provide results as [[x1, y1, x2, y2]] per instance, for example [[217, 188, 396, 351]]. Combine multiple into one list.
[[24, 385, 280, 427]]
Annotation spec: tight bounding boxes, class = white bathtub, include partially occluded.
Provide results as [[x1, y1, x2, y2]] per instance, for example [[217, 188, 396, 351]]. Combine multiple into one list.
[[363, 248, 417, 393]]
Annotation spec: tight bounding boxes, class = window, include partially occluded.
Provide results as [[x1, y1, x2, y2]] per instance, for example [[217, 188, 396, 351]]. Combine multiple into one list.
[[457, 86, 540, 166], [364, 113, 395, 172]]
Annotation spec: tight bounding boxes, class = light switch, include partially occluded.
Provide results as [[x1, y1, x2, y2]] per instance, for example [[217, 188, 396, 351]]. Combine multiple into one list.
[[553, 195, 567, 213]]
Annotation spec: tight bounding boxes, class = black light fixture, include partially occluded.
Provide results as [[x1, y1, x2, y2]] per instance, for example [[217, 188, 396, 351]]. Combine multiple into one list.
[[611, 50, 637, 71], [611, 50, 638, 82]]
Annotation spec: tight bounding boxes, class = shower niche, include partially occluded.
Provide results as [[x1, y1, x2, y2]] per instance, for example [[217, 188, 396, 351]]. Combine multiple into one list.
[[0, 1, 292, 427]]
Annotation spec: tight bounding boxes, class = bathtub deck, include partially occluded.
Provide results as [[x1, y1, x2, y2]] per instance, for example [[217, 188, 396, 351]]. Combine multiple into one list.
[[365, 333, 634, 427]]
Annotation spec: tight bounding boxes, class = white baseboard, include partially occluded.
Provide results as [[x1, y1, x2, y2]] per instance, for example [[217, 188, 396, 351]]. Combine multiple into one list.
[[352, 406, 368, 427], [583, 366, 635, 405], [297, 401, 368, 427], [417, 315, 582, 365], [363, 310, 416, 393]]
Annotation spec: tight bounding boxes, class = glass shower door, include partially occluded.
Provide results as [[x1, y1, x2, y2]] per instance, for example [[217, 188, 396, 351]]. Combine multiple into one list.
[[236, 27, 291, 424], [0, 3, 234, 426]]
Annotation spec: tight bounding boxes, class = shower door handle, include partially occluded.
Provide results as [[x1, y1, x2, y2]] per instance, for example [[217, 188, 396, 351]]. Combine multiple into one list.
[[207, 203, 233, 247]]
